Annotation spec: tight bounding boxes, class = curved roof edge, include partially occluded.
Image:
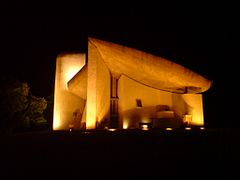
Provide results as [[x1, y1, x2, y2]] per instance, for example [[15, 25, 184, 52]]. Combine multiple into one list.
[[88, 37, 212, 94]]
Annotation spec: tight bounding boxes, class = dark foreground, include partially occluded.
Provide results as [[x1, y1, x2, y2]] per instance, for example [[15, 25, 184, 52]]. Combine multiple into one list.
[[0, 128, 240, 179]]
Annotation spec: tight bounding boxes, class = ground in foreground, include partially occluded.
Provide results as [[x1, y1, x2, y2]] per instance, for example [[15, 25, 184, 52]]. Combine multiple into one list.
[[0, 128, 239, 178]]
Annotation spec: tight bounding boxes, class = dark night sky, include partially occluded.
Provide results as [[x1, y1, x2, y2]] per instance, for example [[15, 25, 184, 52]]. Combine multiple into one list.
[[0, 15, 239, 128]]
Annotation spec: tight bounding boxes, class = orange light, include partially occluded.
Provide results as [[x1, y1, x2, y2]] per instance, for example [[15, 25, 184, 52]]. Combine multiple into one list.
[[123, 121, 128, 129], [185, 127, 191, 130], [200, 127, 205, 130], [166, 128, 173, 131], [141, 124, 149, 130], [86, 97, 97, 129], [86, 80, 97, 129], [53, 112, 61, 130], [108, 129, 116, 131], [65, 68, 82, 87]]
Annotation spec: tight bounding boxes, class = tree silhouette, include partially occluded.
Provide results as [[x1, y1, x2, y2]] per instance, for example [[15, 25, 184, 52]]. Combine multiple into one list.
[[0, 77, 47, 134]]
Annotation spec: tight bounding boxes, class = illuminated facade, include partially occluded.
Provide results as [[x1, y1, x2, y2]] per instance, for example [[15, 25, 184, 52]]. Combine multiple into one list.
[[53, 38, 212, 130]]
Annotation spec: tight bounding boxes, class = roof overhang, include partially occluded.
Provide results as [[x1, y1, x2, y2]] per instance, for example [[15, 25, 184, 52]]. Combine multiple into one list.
[[88, 37, 212, 93]]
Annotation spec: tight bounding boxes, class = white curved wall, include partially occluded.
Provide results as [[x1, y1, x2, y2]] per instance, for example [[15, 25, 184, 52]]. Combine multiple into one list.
[[53, 53, 86, 130]]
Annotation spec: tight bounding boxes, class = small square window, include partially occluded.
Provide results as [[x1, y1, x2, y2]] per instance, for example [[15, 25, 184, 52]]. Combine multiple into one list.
[[136, 99, 142, 108]]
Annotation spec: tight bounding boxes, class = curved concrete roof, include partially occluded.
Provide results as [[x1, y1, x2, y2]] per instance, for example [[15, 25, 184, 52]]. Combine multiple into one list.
[[89, 38, 212, 93]]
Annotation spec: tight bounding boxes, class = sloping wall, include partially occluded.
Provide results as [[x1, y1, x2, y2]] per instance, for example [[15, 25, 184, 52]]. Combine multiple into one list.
[[53, 53, 86, 130], [118, 75, 173, 129], [87, 41, 110, 129], [96, 46, 111, 126], [67, 65, 87, 100]]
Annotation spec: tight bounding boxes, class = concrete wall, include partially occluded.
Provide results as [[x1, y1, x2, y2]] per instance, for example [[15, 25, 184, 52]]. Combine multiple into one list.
[[87, 41, 111, 129], [118, 75, 173, 129], [96, 46, 111, 126], [53, 53, 86, 130], [172, 93, 204, 126]]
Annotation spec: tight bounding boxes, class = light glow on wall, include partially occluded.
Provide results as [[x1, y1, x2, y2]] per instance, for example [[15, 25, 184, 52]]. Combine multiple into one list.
[[53, 112, 61, 130], [182, 94, 204, 126], [166, 128, 173, 131], [86, 101, 96, 129], [64, 67, 82, 88], [185, 127, 191, 130], [191, 115, 204, 126], [86, 119, 96, 129], [141, 118, 152, 123], [123, 121, 129, 129]]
